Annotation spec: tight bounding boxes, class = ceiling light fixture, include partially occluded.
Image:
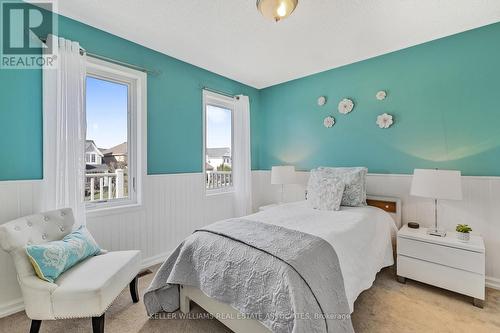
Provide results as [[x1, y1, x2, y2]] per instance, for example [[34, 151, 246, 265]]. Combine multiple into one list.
[[257, 0, 298, 22]]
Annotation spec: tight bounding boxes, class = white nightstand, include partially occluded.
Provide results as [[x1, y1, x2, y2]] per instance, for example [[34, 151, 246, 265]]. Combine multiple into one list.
[[258, 204, 278, 212], [397, 225, 485, 307]]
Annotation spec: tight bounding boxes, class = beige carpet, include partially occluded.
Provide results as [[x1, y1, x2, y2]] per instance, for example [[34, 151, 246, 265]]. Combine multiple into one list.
[[1, 265, 499, 333]]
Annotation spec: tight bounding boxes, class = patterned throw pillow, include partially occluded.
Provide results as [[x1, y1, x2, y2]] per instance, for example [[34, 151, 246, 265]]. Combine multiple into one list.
[[26, 226, 101, 283], [316, 167, 368, 207], [307, 171, 345, 211]]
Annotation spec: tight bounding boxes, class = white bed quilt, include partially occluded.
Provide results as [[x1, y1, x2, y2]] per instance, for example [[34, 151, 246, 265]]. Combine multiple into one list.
[[249, 201, 398, 312]]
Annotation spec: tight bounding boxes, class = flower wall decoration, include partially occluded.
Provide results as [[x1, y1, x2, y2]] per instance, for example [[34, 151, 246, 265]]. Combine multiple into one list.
[[376, 113, 394, 128], [376, 90, 387, 100], [317, 96, 327, 106], [338, 98, 354, 114], [323, 116, 335, 128]]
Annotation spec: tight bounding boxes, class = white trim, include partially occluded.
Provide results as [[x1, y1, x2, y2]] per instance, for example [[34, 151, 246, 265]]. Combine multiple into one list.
[[147, 172, 204, 177], [253, 169, 500, 180], [486, 276, 500, 290], [0, 298, 24, 318], [140, 250, 172, 269], [84, 57, 147, 212], [85, 203, 144, 219], [205, 189, 235, 197], [0, 179, 43, 184]]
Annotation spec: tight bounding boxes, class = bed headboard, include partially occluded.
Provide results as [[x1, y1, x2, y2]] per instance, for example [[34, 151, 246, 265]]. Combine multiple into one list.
[[367, 195, 402, 227]]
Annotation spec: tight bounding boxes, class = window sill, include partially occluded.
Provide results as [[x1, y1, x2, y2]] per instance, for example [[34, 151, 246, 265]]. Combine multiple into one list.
[[205, 188, 235, 197], [86, 203, 143, 218]]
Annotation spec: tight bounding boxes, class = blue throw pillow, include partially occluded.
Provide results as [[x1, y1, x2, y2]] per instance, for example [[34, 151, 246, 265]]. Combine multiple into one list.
[[26, 226, 101, 283]]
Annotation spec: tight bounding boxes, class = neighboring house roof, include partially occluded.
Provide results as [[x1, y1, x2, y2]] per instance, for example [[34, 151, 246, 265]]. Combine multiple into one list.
[[206, 147, 231, 158], [205, 163, 214, 171], [102, 142, 127, 156], [86, 164, 109, 173], [85, 140, 104, 157]]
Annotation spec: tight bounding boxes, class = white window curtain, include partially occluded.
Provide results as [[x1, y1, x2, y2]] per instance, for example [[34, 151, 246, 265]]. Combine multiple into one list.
[[42, 35, 87, 226], [233, 95, 252, 217]]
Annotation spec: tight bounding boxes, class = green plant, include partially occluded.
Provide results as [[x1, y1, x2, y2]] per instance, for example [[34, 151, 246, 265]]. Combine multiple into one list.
[[456, 224, 472, 233]]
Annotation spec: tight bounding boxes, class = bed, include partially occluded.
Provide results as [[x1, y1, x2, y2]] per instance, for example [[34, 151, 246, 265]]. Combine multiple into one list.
[[145, 195, 400, 333]]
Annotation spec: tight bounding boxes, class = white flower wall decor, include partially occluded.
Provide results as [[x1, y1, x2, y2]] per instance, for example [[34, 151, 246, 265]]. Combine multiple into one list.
[[317, 96, 327, 106], [338, 98, 354, 114], [376, 113, 394, 128], [376, 90, 387, 100], [323, 116, 335, 128]]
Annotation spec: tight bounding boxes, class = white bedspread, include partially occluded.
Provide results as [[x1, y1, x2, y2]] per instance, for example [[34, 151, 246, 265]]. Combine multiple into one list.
[[248, 201, 398, 312]]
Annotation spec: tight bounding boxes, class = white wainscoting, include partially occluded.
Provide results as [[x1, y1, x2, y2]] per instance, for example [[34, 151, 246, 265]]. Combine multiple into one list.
[[1, 171, 499, 317], [0, 181, 42, 317], [0, 173, 236, 318], [252, 170, 500, 291]]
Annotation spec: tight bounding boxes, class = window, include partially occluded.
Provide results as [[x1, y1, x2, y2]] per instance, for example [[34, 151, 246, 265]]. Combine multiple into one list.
[[84, 57, 146, 210], [203, 90, 234, 192]]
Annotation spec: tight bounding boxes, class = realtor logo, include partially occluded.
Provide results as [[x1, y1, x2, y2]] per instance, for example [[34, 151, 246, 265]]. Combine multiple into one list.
[[1, 0, 57, 69]]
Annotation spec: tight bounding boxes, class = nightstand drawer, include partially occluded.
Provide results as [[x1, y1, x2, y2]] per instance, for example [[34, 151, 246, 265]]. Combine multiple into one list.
[[397, 236, 484, 274], [397, 255, 485, 299]]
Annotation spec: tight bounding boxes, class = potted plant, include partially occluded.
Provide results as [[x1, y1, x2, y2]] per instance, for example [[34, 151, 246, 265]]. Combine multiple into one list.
[[456, 224, 472, 242]]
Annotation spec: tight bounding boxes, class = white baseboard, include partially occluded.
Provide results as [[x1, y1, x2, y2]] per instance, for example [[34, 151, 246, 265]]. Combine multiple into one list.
[[486, 276, 500, 291], [0, 251, 172, 319], [141, 250, 171, 270], [0, 298, 24, 318]]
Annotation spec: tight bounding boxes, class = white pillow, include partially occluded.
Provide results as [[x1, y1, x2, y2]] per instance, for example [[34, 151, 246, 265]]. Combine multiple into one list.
[[316, 167, 368, 207], [307, 172, 345, 211]]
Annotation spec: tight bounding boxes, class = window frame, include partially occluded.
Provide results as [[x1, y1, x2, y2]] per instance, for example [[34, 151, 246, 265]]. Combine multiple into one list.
[[85, 57, 146, 212], [202, 90, 235, 195]]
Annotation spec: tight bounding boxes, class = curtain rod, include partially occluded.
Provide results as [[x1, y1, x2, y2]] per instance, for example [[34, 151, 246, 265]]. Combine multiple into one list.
[[202, 86, 240, 100], [40, 38, 158, 75]]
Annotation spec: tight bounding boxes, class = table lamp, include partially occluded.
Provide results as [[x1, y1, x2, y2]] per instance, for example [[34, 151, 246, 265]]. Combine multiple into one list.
[[271, 166, 296, 203], [410, 169, 462, 237]]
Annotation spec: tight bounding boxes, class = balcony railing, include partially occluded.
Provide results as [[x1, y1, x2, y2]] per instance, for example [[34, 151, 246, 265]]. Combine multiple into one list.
[[206, 171, 233, 190], [85, 169, 125, 201]]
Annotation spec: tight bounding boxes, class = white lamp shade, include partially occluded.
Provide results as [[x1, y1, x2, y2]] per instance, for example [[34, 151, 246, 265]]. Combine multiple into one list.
[[271, 166, 296, 185], [410, 169, 463, 200]]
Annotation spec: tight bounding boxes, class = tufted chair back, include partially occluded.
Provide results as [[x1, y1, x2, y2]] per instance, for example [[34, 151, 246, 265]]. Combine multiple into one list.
[[0, 208, 75, 278]]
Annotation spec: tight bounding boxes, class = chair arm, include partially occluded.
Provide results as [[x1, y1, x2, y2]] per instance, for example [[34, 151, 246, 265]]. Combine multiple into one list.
[[20, 275, 58, 292], [18, 275, 58, 320]]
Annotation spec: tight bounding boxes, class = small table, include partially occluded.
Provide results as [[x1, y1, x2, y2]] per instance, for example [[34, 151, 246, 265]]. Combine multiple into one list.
[[397, 224, 485, 307]]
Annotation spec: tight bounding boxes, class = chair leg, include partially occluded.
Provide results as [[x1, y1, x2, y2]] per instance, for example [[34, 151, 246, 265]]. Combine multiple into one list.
[[92, 314, 105, 333], [29, 320, 42, 333], [130, 276, 139, 303]]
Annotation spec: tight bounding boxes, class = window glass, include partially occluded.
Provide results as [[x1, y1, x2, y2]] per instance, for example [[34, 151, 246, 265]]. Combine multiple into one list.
[[85, 76, 129, 203], [205, 103, 233, 190]]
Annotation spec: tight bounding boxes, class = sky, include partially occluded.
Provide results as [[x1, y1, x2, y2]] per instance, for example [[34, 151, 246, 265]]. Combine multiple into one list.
[[206, 105, 232, 149], [86, 76, 128, 149]]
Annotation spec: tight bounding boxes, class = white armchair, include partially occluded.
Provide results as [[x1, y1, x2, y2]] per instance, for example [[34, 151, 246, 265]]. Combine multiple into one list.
[[0, 208, 141, 333]]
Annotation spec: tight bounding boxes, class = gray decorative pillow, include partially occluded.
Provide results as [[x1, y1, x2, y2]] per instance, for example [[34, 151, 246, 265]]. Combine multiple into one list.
[[316, 167, 368, 207], [307, 171, 345, 211]]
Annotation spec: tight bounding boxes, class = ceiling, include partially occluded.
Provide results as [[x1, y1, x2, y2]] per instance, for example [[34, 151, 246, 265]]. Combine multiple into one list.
[[46, 0, 500, 88]]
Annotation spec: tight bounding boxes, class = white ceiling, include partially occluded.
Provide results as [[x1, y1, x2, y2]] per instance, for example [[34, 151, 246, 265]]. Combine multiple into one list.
[[48, 0, 500, 88]]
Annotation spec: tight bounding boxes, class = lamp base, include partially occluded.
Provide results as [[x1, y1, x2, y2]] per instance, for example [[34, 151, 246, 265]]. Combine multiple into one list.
[[427, 228, 446, 237]]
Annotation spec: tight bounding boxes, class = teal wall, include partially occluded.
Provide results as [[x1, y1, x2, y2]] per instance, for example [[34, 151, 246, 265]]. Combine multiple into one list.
[[257, 22, 500, 176], [0, 3, 260, 180], [2, 3, 499, 180]]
